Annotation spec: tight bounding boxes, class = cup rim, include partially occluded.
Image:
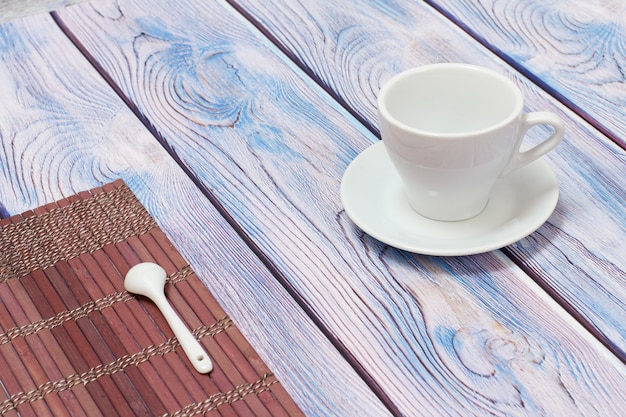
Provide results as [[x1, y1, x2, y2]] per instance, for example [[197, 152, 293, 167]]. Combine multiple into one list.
[[377, 63, 524, 138]]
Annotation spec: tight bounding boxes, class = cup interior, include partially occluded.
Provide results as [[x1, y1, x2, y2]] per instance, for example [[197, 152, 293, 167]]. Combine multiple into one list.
[[380, 64, 522, 135]]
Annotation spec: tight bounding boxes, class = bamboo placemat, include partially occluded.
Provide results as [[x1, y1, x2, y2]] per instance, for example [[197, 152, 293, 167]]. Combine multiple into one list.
[[0, 180, 303, 417]]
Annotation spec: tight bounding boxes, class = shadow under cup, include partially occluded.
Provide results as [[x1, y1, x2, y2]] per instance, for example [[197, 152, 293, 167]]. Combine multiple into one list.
[[378, 64, 527, 222]]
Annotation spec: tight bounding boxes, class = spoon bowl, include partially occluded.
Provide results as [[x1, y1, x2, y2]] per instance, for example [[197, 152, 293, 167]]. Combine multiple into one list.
[[124, 262, 167, 298]]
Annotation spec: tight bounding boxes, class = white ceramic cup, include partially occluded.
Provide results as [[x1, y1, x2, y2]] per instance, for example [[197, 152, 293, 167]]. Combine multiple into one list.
[[378, 63, 564, 221]]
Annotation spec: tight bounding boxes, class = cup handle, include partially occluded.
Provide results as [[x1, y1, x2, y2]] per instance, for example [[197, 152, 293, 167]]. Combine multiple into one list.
[[501, 111, 564, 176]]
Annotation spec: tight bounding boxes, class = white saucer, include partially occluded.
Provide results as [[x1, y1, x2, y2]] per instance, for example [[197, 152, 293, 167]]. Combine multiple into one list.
[[340, 141, 559, 256]]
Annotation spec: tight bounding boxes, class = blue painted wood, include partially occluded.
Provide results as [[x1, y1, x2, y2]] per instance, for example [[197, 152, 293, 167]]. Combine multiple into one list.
[[227, 0, 626, 360], [424, 0, 626, 148], [54, 0, 626, 415], [0, 13, 391, 416]]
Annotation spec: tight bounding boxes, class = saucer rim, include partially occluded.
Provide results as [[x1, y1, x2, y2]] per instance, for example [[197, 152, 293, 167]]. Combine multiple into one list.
[[340, 141, 559, 256]]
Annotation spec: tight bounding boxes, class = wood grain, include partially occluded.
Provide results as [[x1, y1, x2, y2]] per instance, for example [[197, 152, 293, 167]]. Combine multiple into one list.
[[424, 0, 626, 148], [0, 13, 391, 417], [53, 0, 626, 415], [227, 0, 626, 361]]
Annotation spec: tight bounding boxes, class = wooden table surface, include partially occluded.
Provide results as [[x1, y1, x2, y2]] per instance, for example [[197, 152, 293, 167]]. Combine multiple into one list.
[[1, 0, 624, 415]]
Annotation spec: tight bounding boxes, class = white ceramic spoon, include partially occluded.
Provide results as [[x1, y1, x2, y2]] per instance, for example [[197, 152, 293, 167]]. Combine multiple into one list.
[[124, 262, 213, 373]]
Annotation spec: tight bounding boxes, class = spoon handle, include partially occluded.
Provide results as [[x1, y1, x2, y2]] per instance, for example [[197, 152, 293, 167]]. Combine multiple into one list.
[[153, 292, 213, 373]]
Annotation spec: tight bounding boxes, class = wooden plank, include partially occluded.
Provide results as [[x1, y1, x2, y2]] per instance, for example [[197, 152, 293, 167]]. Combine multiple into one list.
[[54, 0, 626, 415], [424, 0, 626, 148], [0, 13, 391, 417], [225, 0, 626, 359], [0, 0, 88, 23]]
